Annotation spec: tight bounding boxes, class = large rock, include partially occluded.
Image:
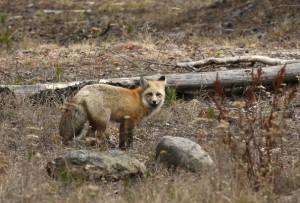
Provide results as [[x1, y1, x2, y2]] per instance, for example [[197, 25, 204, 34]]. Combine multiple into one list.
[[156, 136, 213, 172], [47, 150, 147, 181]]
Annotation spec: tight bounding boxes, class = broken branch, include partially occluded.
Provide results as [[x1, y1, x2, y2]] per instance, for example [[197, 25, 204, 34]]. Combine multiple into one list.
[[175, 55, 300, 68]]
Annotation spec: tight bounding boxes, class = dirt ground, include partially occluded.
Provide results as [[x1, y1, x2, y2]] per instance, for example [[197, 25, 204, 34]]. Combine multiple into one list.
[[0, 0, 300, 202]]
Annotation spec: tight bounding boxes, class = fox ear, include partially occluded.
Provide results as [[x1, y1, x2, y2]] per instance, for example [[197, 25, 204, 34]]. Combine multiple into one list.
[[158, 75, 165, 81], [158, 75, 166, 85], [140, 77, 149, 89]]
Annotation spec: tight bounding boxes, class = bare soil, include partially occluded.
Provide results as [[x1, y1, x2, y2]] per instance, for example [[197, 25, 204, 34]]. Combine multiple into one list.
[[0, 0, 300, 202]]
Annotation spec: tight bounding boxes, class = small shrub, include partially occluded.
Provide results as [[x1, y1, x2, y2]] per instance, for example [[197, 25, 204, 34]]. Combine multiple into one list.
[[27, 150, 36, 160], [28, 79, 37, 85], [59, 167, 82, 187], [0, 13, 14, 50], [207, 106, 216, 119], [127, 24, 134, 34], [14, 76, 23, 85], [215, 50, 222, 57], [0, 30, 13, 48], [0, 13, 7, 24], [165, 87, 177, 104], [212, 65, 298, 192], [55, 66, 64, 82]]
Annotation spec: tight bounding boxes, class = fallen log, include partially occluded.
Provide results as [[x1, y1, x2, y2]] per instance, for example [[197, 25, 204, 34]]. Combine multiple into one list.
[[0, 63, 299, 103], [166, 63, 300, 91]]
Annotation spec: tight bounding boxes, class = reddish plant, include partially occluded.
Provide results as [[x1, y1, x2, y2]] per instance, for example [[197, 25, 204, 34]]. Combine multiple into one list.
[[213, 65, 298, 192]]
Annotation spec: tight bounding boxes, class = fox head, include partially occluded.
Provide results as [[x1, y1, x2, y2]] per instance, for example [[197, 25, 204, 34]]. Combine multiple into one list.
[[141, 76, 166, 109]]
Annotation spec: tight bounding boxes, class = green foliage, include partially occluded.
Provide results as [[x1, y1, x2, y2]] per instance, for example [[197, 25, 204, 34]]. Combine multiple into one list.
[[28, 79, 37, 85], [55, 66, 64, 82], [166, 87, 177, 104], [0, 13, 14, 50], [27, 150, 36, 160], [215, 50, 222, 57], [0, 30, 13, 48], [59, 167, 82, 187], [0, 13, 7, 24], [127, 24, 134, 34], [14, 76, 23, 85], [197, 36, 207, 43], [207, 107, 216, 119]]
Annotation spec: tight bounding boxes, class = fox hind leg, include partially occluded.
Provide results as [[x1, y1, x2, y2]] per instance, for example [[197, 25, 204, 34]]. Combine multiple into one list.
[[119, 122, 126, 150], [119, 116, 135, 150], [82, 99, 111, 148], [87, 108, 111, 148]]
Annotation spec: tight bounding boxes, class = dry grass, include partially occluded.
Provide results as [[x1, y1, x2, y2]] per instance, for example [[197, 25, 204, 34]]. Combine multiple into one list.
[[1, 0, 300, 202], [1, 81, 300, 202]]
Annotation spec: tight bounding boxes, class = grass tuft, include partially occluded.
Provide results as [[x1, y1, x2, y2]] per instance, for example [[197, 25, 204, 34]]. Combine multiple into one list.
[[165, 87, 177, 104]]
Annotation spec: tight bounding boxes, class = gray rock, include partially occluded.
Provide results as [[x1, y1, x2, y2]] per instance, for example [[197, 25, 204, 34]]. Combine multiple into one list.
[[47, 150, 147, 181], [156, 136, 213, 172]]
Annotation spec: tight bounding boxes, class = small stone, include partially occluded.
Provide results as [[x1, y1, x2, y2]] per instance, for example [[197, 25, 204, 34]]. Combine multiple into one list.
[[156, 136, 213, 172]]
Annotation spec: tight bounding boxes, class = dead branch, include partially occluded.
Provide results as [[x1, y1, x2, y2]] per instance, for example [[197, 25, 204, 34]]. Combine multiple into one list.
[[110, 50, 140, 69], [176, 55, 300, 68]]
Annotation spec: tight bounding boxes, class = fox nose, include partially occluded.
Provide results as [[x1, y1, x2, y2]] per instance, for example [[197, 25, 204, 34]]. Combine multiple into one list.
[[152, 101, 157, 105]]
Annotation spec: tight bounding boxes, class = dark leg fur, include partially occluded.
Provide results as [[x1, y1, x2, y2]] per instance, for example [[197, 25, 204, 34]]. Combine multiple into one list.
[[119, 116, 135, 150], [119, 122, 126, 150]]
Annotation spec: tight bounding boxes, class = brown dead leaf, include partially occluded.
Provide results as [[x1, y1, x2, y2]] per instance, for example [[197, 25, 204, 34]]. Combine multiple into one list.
[[0, 155, 8, 175], [51, 134, 63, 143]]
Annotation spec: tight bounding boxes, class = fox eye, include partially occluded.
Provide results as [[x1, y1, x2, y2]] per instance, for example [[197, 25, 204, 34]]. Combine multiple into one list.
[[147, 93, 153, 96], [156, 93, 162, 97]]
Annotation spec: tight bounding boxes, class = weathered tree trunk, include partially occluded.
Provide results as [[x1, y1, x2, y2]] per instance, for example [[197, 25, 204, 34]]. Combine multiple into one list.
[[1, 63, 299, 102], [166, 63, 299, 91]]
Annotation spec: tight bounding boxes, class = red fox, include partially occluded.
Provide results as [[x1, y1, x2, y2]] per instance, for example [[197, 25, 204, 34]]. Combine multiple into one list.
[[59, 76, 166, 149]]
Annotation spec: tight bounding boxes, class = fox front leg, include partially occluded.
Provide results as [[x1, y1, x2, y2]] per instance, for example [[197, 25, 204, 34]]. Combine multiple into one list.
[[119, 116, 136, 150]]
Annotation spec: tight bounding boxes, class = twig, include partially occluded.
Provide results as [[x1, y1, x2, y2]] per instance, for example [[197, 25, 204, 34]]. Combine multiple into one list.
[[8, 30, 18, 42], [0, 69, 12, 78], [99, 22, 111, 36], [270, 4, 300, 10], [109, 50, 140, 69], [186, 65, 200, 72], [145, 61, 174, 67], [145, 60, 203, 72]]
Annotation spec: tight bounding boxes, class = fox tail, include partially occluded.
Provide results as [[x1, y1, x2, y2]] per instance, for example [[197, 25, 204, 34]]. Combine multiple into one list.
[[59, 102, 87, 142]]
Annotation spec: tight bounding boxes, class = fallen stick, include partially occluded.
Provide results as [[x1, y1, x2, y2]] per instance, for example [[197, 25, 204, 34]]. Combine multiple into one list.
[[175, 55, 300, 68]]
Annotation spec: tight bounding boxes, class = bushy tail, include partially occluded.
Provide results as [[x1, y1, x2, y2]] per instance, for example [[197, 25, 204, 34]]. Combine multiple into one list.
[[59, 102, 87, 142]]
